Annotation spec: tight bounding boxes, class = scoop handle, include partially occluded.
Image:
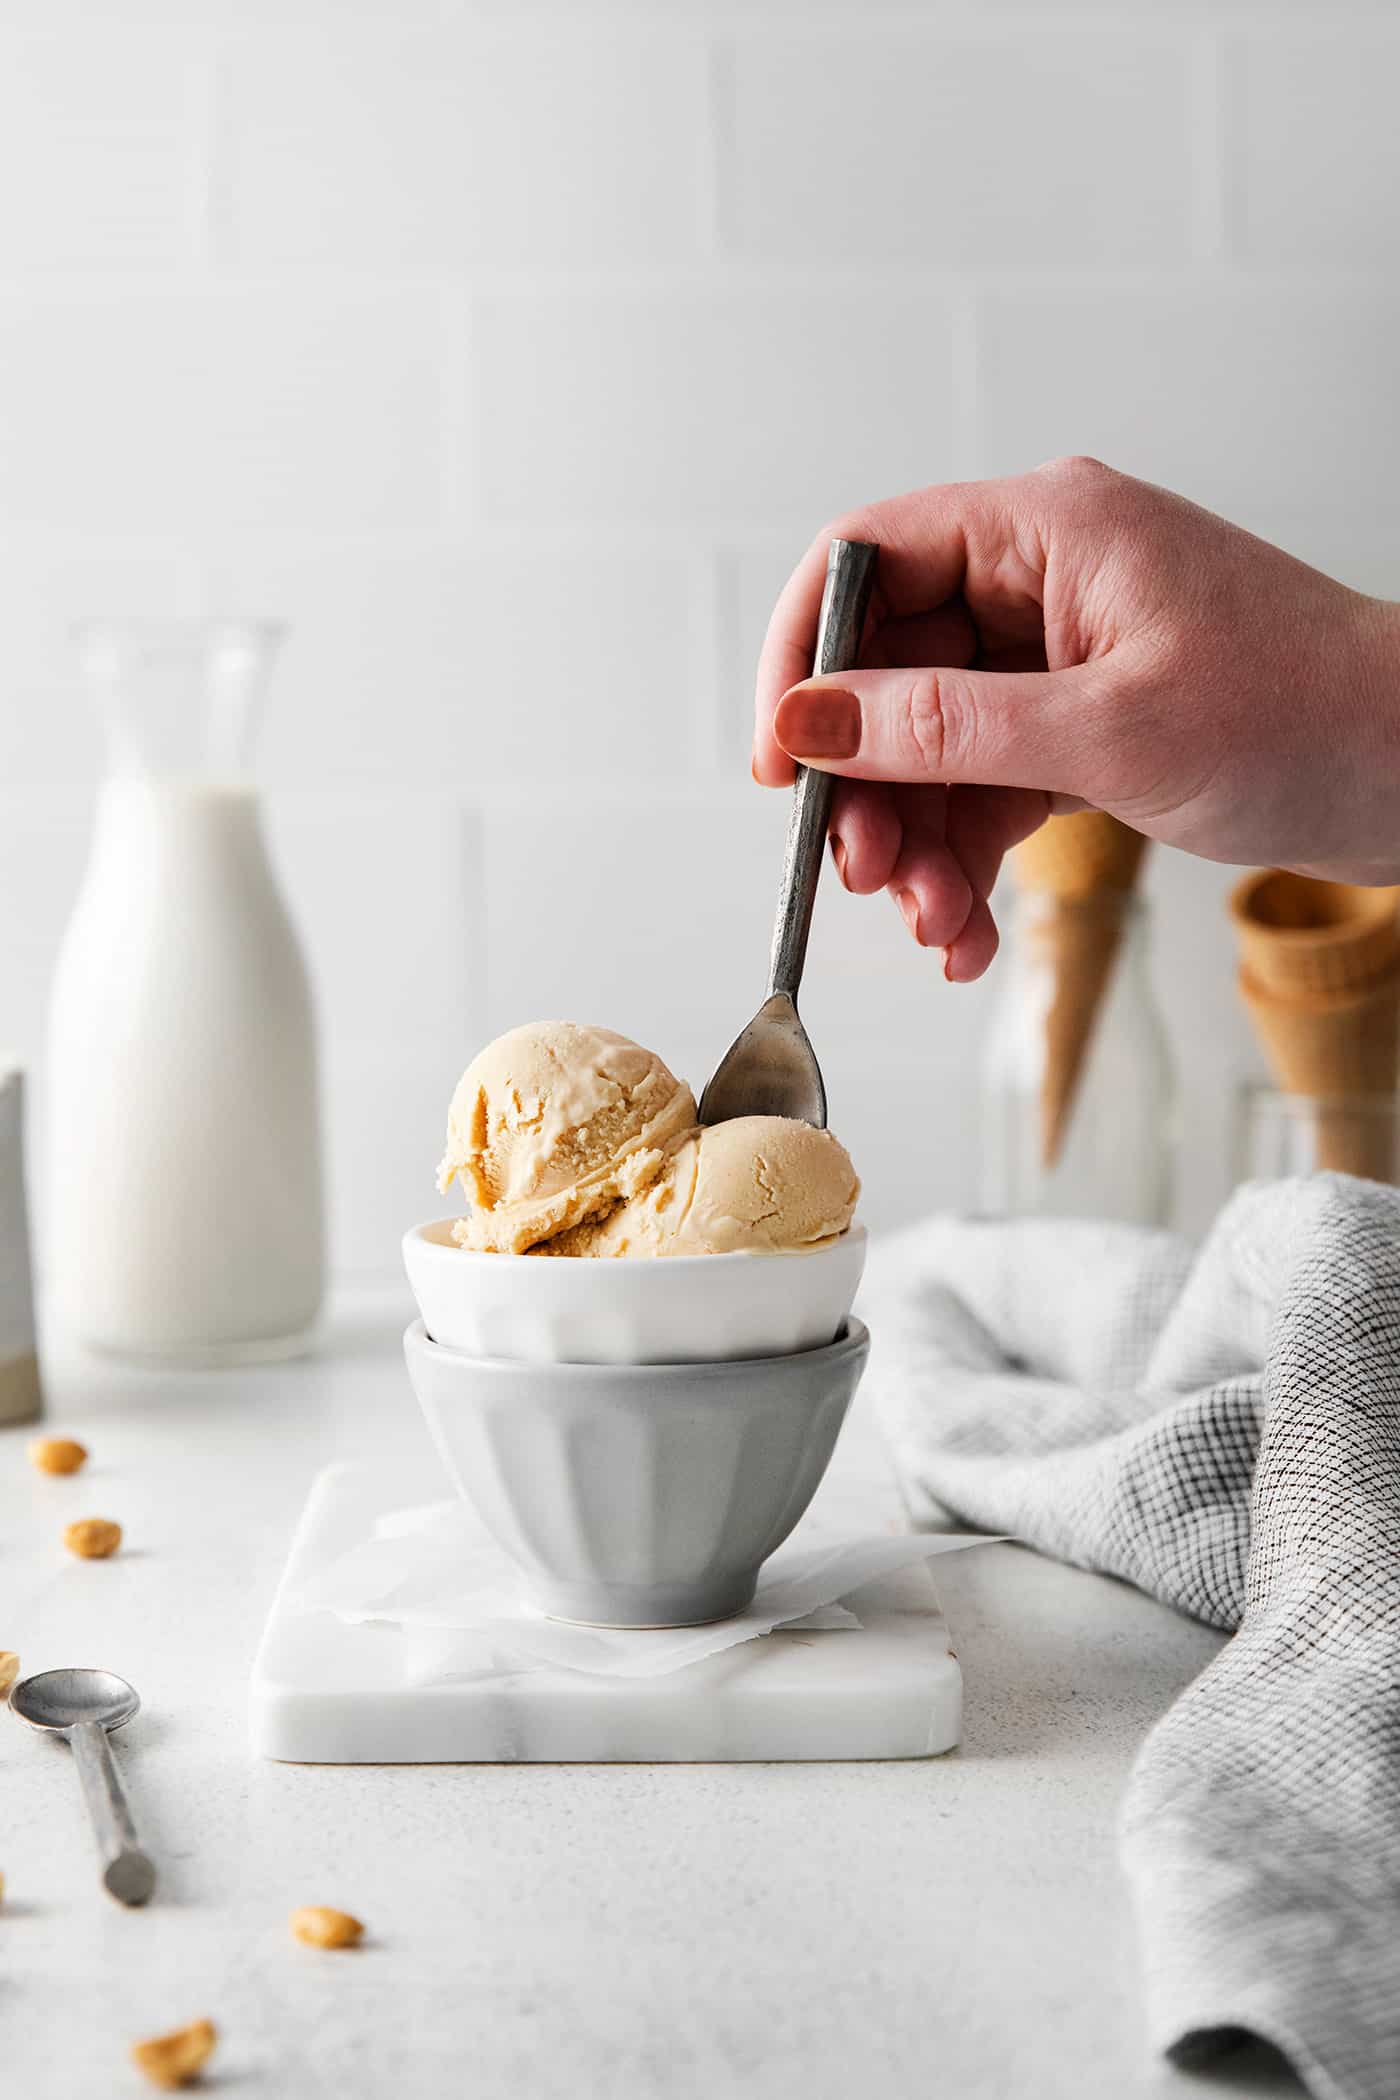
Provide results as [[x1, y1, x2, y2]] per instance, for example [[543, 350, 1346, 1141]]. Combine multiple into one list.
[[71, 1719, 155, 1907], [766, 538, 879, 1002]]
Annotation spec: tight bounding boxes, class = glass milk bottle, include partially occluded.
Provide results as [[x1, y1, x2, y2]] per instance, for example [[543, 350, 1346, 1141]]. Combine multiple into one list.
[[47, 622, 325, 1363], [980, 888, 1175, 1226]]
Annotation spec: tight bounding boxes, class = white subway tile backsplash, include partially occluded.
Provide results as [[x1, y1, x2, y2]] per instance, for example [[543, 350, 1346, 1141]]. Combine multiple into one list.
[[221, 25, 705, 267], [1229, 34, 1400, 265], [0, 32, 200, 268], [479, 789, 778, 1052], [474, 289, 974, 527], [0, 0, 1393, 1272], [208, 544, 703, 788], [977, 286, 1400, 550], [0, 291, 445, 536], [321, 1038, 459, 1278], [725, 31, 1191, 268], [718, 541, 805, 768], [265, 792, 480, 1053]]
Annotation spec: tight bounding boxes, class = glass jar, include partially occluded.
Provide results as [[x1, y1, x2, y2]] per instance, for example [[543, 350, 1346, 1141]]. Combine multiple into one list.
[[980, 889, 1175, 1225], [1235, 1084, 1399, 1184], [46, 622, 325, 1365]]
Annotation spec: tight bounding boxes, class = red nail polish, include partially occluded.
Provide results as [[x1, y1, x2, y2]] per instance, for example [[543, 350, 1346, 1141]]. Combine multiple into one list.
[[774, 686, 861, 761]]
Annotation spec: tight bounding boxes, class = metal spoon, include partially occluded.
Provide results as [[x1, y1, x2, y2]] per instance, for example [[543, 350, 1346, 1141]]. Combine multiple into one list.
[[700, 536, 880, 1128], [10, 1668, 155, 1906]]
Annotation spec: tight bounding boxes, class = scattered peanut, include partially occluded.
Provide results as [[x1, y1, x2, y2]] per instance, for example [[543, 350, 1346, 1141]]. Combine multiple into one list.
[[290, 1904, 364, 1949], [63, 1517, 122, 1560], [0, 1652, 18, 1697], [130, 2018, 217, 2091], [28, 1435, 88, 1475]]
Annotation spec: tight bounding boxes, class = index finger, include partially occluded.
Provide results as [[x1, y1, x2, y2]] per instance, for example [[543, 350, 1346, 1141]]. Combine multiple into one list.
[[751, 478, 1026, 787]]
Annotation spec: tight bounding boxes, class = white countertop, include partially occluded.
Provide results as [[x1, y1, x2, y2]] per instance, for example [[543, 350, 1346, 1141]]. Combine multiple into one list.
[[6, 1291, 1306, 2100]]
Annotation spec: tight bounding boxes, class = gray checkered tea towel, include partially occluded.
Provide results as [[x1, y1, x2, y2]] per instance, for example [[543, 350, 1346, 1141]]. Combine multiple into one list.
[[861, 1175, 1400, 2100]]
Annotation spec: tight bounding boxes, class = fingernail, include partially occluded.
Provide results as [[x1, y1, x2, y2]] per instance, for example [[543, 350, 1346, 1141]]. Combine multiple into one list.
[[774, 685, 861, 760], [751, 755, 762, 784], [831, 835, 849, 885], [941, 946, 955, 982], [897, 887, 922, 942]]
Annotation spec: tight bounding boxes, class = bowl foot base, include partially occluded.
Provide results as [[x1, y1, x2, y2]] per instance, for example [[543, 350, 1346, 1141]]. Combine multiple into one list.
[[531, 1571, 759, 1630]]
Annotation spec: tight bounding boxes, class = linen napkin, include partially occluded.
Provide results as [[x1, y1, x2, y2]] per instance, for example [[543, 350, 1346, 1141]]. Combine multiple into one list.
[[860, 1175, 1400, 2100]]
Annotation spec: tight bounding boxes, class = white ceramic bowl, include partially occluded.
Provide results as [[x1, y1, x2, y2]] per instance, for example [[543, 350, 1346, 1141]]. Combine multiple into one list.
[[403, 1315, 870, 1626], [402, 1218, 867, 1366]]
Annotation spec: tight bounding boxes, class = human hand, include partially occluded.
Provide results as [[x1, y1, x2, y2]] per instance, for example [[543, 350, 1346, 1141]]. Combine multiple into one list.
[[753, 458, 1400, 980]]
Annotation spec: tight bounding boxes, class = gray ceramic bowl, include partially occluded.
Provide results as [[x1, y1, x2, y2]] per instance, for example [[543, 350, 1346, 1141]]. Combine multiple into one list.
[[403, 1316, 870, 1627]]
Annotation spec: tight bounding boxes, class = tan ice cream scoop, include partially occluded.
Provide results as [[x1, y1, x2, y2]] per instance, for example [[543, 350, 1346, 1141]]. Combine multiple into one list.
[[438, 1022, 697, 1254], [537, 1116, 860, 1259]]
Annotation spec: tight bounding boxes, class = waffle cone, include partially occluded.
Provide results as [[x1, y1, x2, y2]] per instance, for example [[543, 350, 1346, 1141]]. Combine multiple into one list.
[[1239, 968, 1400, 1095], [1012, 811, 1149, 900], [1230, 870, 1400, 999], [1013, 815, 1148, 1166], [1232, 869, 1400, 1178], [1027, 892, 1129, 1168]]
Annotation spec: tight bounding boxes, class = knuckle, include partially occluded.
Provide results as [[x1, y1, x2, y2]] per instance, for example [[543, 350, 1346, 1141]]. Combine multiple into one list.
[[902, 674, 950, 776], [1034, 452, 1115, 484]]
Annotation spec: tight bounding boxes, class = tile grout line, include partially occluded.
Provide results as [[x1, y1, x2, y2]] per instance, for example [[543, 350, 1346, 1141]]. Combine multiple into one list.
[[1189, 28, 1231, 270], [700, 32, 733, 262]]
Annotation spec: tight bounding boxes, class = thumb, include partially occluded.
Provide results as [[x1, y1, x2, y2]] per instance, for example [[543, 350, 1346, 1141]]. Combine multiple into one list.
[[772, 662, 1106, 794]]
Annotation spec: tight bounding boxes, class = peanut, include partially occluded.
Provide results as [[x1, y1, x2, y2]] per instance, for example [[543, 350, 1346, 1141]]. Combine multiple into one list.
[[130, 2018, 217, 2090], [28, 1435, 87, 1475], [0, 1652, 18, 1697], [63, 1517, 122, 1560], [290, 1904, 364, 1949]]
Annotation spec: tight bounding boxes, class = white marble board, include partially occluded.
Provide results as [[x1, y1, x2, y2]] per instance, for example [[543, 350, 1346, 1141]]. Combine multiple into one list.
[[250, 1461, 963, 1764]]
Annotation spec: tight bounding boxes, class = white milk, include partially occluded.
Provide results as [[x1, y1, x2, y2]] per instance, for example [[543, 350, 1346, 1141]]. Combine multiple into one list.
[[47, 779, 325, 1360]]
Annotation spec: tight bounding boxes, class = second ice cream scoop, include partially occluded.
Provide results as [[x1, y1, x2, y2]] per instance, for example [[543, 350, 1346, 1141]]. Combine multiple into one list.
[[700, 537, 879, 1130], [535, 1116, 859, 1258]]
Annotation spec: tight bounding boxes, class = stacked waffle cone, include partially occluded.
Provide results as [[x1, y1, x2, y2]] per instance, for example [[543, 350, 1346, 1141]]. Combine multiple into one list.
[[1010, 812, 1151, 1167], [1230, 870, 1400, 1181]]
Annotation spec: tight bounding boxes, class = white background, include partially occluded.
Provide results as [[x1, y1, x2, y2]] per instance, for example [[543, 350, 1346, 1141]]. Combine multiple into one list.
[[4, 0, 1398, 1275]]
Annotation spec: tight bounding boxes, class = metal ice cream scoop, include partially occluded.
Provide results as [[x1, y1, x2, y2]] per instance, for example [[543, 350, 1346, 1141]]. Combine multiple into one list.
[[700, 536, 879, 1129], [10, 1667, 155, 1905]]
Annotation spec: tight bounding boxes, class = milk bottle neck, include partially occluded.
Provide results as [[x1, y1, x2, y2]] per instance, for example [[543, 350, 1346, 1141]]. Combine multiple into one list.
[[74, 619, 286, 785]]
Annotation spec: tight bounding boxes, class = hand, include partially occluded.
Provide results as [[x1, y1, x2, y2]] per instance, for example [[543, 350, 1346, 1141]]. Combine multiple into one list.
[[753, 457, 1400, 980]]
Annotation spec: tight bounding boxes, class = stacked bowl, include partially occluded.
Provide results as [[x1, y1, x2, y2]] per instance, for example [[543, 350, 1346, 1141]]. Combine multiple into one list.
[[402, 1224, 868, 1628]]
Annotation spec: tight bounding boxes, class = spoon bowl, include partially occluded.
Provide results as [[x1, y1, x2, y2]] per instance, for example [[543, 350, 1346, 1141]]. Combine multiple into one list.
[[698, 993, 826, 1127], [11, 1667, 141, 1734]]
